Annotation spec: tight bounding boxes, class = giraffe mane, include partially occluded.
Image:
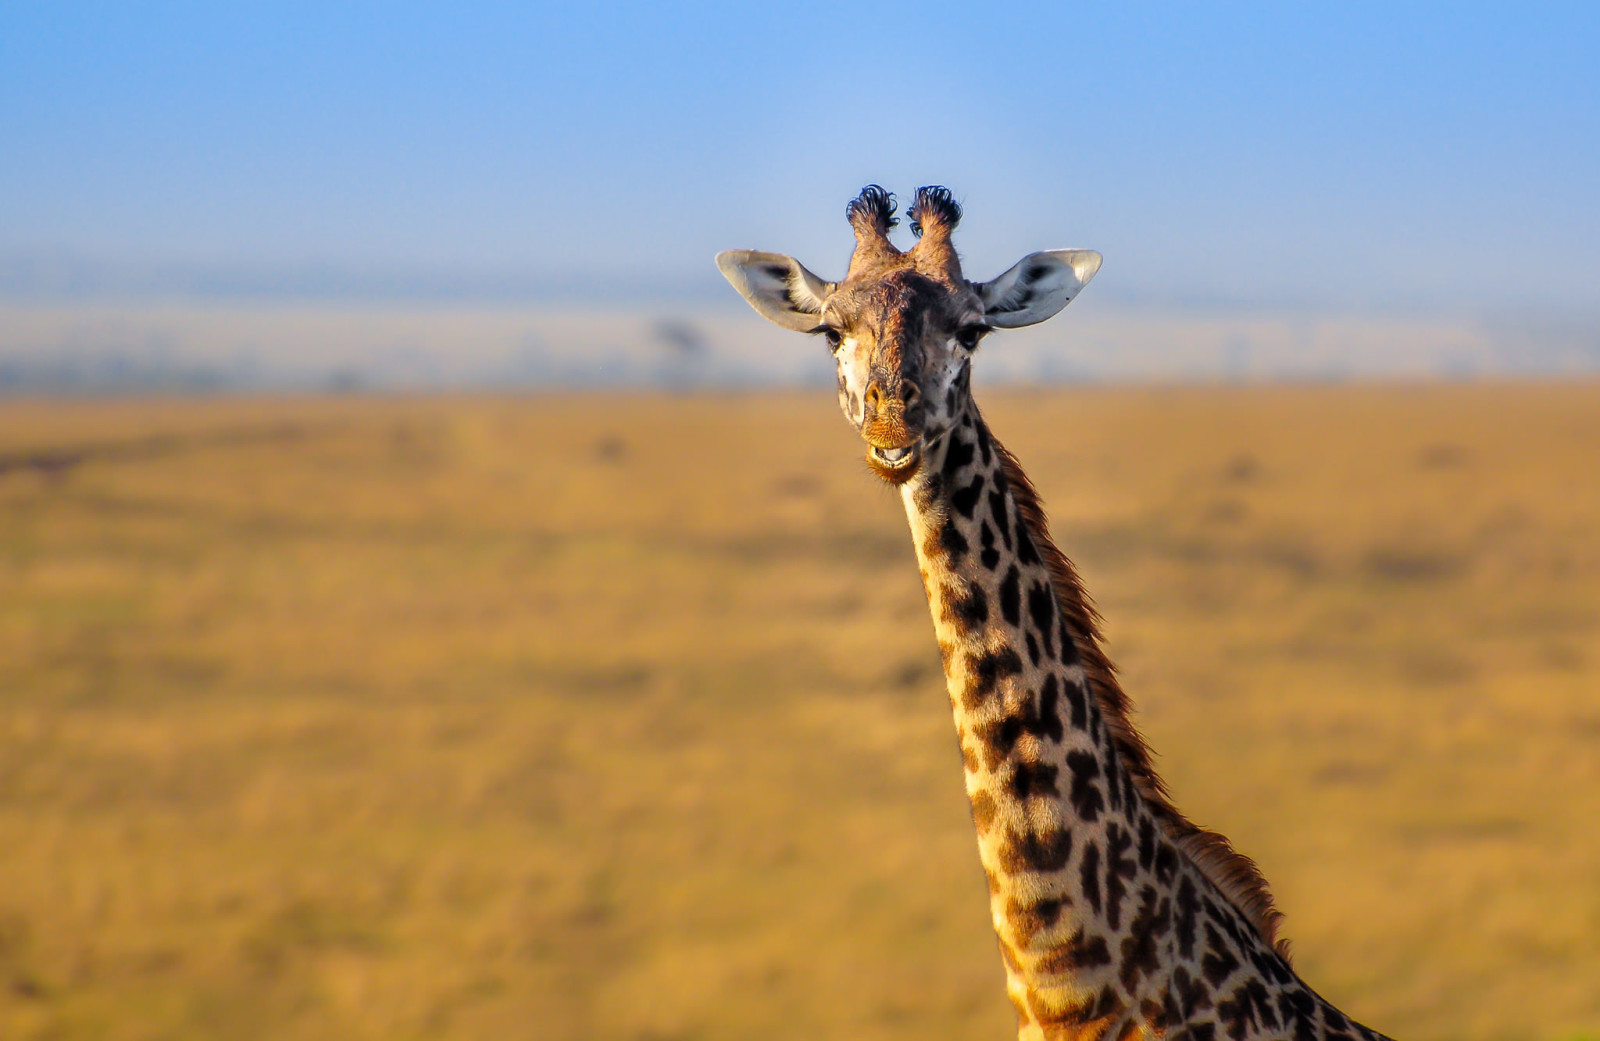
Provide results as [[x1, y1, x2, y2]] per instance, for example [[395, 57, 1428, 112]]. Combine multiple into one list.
[[992, 435, 1292, 961]]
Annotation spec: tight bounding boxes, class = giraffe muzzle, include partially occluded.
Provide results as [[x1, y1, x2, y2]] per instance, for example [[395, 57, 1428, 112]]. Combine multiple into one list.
[[869, 442, 918, 468], [861, 370, 924, 482], [861, 411, 923, 483], [864, 437, 921, 483]]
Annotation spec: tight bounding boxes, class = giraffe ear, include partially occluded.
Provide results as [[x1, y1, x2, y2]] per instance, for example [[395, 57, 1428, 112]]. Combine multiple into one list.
[[974, 250, 1102, 328], [715, 250, 837, 332]]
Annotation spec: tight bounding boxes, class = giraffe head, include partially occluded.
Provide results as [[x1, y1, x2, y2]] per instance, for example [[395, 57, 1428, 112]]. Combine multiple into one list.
[[718, 185, 1101, 483]]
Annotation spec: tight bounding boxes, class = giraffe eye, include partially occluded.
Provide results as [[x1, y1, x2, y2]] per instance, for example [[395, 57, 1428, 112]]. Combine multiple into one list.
[[823, 328, 843, 351], [956, 325, 989, 350]]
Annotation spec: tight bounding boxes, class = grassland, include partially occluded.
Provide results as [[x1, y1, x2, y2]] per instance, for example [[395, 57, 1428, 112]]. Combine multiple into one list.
[[1, 385, 1598, 1041]]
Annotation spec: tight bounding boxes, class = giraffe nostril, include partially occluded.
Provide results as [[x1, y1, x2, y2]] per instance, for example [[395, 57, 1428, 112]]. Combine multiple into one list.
[[899, 383, 920, 406], [864, 381, 884, 412]]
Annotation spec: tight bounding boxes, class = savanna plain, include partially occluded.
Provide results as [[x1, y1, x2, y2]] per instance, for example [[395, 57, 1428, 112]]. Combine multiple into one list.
[[1, 384, 1598, 1041]]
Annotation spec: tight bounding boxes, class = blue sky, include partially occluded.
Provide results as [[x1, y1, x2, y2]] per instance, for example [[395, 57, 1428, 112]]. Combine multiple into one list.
[[3, 2, 1597, 313]]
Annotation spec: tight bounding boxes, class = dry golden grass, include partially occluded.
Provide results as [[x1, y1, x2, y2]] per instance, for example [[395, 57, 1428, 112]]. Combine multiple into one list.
[[1, 385, 1598, 1041]]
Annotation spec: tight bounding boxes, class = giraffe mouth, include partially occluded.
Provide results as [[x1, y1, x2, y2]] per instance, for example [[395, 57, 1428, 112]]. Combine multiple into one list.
[[866, 442, 921, 482]]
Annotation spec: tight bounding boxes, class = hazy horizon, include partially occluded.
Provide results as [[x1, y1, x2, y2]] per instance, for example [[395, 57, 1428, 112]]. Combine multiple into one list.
[[3, 4, 1597, 388]]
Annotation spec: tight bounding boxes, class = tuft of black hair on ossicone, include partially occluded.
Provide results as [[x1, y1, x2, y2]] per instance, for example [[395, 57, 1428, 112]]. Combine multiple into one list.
[[847, 184, 899, 233], [908, 185, 962, 238]]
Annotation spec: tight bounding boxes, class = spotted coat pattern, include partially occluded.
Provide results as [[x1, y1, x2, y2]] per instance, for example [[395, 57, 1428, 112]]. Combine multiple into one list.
[[901, 411, 1393, 1041], [716, 184, 1397, 1041]]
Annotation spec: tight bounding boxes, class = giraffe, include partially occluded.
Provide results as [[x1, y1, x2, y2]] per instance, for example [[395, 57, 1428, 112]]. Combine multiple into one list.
[[717, 186, 1396, 1041]]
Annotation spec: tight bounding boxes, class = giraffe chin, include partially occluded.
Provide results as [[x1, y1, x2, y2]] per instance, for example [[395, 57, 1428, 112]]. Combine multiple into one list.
[[865, 443, 921, 484]]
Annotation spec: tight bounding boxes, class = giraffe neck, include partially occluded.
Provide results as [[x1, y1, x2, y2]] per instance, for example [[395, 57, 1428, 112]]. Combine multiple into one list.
[[898, 405, 1350, 1041]]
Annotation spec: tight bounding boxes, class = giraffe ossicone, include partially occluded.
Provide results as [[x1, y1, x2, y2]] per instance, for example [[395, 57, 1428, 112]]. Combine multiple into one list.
[[717, 185, 1395, 1041]]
